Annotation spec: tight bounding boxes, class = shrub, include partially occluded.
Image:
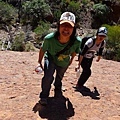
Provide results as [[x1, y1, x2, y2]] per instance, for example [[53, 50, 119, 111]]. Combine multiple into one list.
[[92, 3, 110, 28], [11, 32, 25, 51], [103, 24, 120, 61], [53, 10, 62, 21], [0, 1, 17, 25], [53, 0, 81, 21], [34, 21, 50, 41], [67, 0, 80, 12], [82, 0, 91, 5], [25, 41, 36, 52], [21, 0, 52, 28]]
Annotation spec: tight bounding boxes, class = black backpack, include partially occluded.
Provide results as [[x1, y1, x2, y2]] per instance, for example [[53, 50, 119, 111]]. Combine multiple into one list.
[[78, 36, 104, 60], [55, 36, 76, 57], [81, 36, 105, 50], [80, 36, 95, 50]]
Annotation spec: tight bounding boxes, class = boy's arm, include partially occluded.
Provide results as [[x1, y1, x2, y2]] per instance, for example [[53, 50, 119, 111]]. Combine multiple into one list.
[[69, 52, 76, 65], [38, 48, 45, 70], [96, 47, 104, 62]]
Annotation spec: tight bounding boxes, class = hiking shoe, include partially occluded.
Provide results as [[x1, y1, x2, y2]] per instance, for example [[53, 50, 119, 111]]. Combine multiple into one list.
[[39, 98, 48, 106], [75, 84, 85, 91], [76, 83, 83, 89], [76, 84, 90, 92]]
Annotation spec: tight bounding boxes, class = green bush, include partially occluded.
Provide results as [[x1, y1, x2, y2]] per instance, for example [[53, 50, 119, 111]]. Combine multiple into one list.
[[54, 0, 81, 21], [11, 32, 26, 51], [82, 0, 90, 5], [67, 0, 80, 12], [0, 1, 17, 25], [22, 0, 52, 28], [34, 21, 50, 41], [53, 10, 62, 21], [92, 3, 110, 27], [103, 24, 120, 61], [25, 41, 36, 52]]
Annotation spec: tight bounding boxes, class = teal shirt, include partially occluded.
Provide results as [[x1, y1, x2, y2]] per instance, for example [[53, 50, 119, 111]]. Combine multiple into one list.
[[41, 32, 81, 67]]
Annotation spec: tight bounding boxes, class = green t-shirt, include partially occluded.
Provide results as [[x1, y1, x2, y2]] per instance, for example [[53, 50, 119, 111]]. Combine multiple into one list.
[[41, 32, 81, 67]]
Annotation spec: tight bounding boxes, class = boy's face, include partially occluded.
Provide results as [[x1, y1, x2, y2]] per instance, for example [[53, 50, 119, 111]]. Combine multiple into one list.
[[59, 22, 74, 37], [97, 35, 106, 42]]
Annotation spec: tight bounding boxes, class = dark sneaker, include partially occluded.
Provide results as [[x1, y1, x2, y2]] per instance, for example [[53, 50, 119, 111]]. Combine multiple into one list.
[[39, 98, 48, 106], [76, 84, 90, 92], [32, 102, 41, 113], [76, 84, 83, 89]]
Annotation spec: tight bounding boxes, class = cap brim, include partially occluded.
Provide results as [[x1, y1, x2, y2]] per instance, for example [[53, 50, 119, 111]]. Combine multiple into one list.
[[60, 20, 74, 27], [98, 33, 107, 37]]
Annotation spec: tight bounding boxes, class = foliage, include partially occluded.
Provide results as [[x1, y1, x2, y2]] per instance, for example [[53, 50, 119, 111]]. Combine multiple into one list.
[[11, 30, 37, 52], [21, 0, 52, 29], [25, 41, 36, 52], [34, 21, 50, 37], [52, 0, 81, 21], [82, 0, 91, 5], [0, 1, 17, 25], [34, 21, 51, 41], [92, 3, 110, 28], [67, 0, 80, 12], [103, 24, 120, 61], [11, 32, 26, 51], [53, 10, 62, 21]]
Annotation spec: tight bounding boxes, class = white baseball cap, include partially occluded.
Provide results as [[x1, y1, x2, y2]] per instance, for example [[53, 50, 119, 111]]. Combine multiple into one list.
[[97, 27, 107, 36], [60, 12, 75, 27]]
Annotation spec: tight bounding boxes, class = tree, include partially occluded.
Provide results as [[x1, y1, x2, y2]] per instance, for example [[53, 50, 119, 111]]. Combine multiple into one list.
[[0, 1, 17, 25], [21, 0, 53, 29], [92, 3, 110, 28]]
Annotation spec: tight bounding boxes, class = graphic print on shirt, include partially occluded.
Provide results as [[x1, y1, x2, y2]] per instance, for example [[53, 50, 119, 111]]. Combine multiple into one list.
[[57, 54, 69, 61]]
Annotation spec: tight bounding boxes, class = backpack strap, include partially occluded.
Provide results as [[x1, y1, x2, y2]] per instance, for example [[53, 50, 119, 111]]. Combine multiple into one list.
[[100, 40, 105, 48], [88, 36, 96, 49], [55, 37, 76, 57]]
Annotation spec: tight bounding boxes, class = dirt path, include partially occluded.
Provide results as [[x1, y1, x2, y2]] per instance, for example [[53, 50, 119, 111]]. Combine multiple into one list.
[[0, 51, 120, 120]]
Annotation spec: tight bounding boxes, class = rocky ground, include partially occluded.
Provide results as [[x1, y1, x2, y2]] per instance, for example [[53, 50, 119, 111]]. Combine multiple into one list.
[[0, 51, 120, 120]]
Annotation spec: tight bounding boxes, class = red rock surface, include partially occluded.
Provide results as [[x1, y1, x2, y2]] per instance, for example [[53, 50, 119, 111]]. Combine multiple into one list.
[[0, 51, 120, 120]]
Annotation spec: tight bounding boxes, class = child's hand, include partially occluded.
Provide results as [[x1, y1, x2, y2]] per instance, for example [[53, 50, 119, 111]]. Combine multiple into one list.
[[35, 65, 43, 73], [75, 66, 80, 72]]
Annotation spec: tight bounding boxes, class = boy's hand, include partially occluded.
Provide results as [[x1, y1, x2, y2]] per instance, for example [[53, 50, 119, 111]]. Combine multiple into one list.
[[75, 66, 80, 72]]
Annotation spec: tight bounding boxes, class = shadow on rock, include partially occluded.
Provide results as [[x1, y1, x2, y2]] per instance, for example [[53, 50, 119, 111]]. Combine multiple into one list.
[[74, 86, 100, 100], [32, 96, 75, 120]]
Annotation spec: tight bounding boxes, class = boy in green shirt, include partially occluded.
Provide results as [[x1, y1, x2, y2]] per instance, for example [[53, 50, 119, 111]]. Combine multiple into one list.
[[36, 12, 81, 105]]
